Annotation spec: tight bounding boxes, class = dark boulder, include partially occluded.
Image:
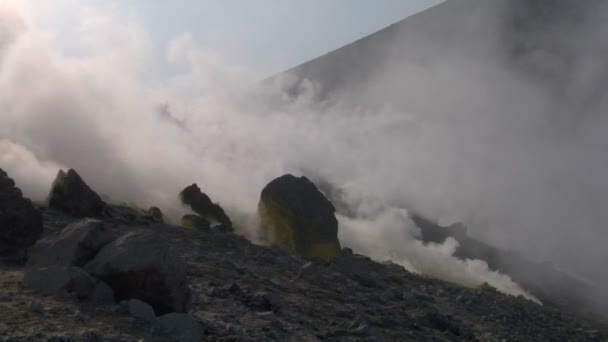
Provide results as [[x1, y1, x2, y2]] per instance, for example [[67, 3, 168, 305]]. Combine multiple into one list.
[[248, 291, 285, 313], [28, 219, 115, 267], [0, 168, 43, 263], [48, 169, 106, 218], [258, 174, 341, 261], [127, 298, 156, 321], [179, 184, 232, 227], [84, 230, 191, 314], [155, 313, 204, 342], [24, 265, 98, 300]]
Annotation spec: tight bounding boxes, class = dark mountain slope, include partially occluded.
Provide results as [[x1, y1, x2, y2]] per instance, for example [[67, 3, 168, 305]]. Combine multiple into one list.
[[270, 0, 608, 116]]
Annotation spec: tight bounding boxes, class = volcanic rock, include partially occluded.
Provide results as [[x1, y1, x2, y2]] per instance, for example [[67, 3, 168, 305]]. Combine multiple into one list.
[[181, 214, 210, 230], [258, 174, 341, 260], [28, 219, 114, 267], [48, 169, 106, 218], [24, 266, 97, 300], [179, 184, 232, 227], [0, 168, 43, 263], [127, 298, 156, 321], [143, 206, 164, 223], [84, 230, 191, 314], [156, 313, 204, 342]]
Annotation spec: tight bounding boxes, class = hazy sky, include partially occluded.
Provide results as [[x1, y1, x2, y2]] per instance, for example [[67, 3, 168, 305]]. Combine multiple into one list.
[[86, 0, 442, 77]]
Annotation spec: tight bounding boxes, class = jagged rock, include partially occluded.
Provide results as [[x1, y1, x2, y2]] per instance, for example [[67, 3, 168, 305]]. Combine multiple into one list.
[[24, 266, 96, 300], [28, 219, 114, 267], [48, 169, 106, 218], [143, 206, 164, 223], [0, 169, 43, 262], [155, 313, 204, 342], [258, 174, 341, 261], [84, 231, 191, 314], [181, 214, 210, 230], [127, 299, 156, 321], [179, 184, 232, 227], [104, 205, 150, 226]]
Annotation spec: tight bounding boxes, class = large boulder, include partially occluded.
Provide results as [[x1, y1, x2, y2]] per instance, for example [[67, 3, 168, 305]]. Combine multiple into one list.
[[48, 169, 106, 218], [84, 231, 191, 314], [0, 169, 43, 262], [258, 174, 341, 261], [179, 184, 232, 227], [28, 219, 115, 267]]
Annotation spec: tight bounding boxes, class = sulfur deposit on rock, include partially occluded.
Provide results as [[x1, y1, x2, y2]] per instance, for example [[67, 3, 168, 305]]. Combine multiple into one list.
[[181, 214, 210, 230], [258, 174, 342, 261], [0, 169, 43, 263], [179, 184, 232, 227], [48, 169, 106, 218], [143, 206, 164, 223]]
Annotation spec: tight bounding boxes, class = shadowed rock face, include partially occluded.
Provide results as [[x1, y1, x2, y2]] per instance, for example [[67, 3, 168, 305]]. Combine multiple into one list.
[[48, 169, 106, 218], [0, 168, 43, 262], [258, 174, 341, 261]]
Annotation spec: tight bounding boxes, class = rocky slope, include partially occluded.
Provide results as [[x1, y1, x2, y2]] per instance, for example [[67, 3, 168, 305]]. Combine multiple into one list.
[[264, 0, 608, 324], [1, 168, 607, 341]]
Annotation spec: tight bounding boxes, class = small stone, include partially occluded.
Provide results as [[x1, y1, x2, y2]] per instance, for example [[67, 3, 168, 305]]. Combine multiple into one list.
[[249, 291, 284, 313], [127, 299, 156, 322], [226, 283, 241, 293], [28, 301, 45, 314], [206, 286, 217, 297], [80, 331, 103, 342], [341, 248, 354, 256], [156, 313, 203, 342]]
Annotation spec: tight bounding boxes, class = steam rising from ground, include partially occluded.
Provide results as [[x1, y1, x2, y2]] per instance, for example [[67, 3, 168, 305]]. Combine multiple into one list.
[[2, 0, 606, 304]]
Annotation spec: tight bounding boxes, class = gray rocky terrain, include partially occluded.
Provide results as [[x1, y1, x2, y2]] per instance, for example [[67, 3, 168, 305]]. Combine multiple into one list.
[[1, 168, 607, 341]]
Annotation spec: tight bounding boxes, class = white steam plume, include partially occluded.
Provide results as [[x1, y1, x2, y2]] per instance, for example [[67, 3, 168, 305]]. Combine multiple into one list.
[[3, 0, 600, 304]]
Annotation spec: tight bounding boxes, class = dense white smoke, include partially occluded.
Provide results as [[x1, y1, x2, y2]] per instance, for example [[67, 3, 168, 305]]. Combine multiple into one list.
[[4, 0, 602, 303]]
